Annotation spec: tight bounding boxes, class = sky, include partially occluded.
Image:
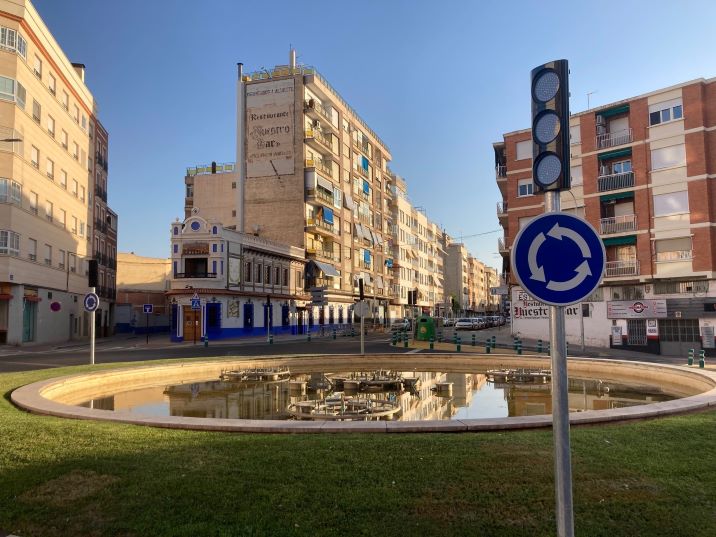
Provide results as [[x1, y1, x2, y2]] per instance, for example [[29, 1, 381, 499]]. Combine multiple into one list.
[[33, 0, 716, 271]]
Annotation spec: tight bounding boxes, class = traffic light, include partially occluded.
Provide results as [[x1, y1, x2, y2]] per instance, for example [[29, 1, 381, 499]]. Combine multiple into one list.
[[358, 278, 364, 300], [531, 59, 570, 192], [88, 259, 98, 288]]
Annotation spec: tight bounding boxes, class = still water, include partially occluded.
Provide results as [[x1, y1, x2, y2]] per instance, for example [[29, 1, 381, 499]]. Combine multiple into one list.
[[79, 369, 676, 422]]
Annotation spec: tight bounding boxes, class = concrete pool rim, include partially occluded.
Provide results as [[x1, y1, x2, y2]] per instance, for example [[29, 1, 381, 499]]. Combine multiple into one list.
[[10, 353, 716, 433]]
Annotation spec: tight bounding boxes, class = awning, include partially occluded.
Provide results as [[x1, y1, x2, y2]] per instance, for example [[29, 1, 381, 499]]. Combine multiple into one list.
[[354, 223, 364, 240], [362, 272, 373, 284], [363, 250, 371, 263], [385, 259, 394, 268], [375, 233, 383, 245], [603, 235, 637, 246], [317, 175, 333, 192], [598, 148, 632, 161], [362, 179, 370, 194], [310, 259, 339, 277], [361, 156, 369, 171], [322, 206, 334, 224], [375, 275, 384, 288], [600, 191, 634, 202], [597, 104, 629, 118], [344, 193, 355, 210]]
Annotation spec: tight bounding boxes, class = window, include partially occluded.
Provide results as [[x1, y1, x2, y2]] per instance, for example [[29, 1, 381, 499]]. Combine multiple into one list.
[[28, 238, 36, 260], [80, 149, 86, 168], [73, 142, 79, 160], [81, 115, 87, 131], [58, 249, 65, 269], [517, 179, 533, 197], [275, 266, 280, 285], [611, 160, 632, 174], [44, 244, 52, 265], [649, 98, 683, 126], [653, 190, 688, 216], [256, 263, 262, 283], [515, 140, 532, 161], [283, 268, 289, 286], [0, 75, 14, 101], [60, 170, 67, 189], [651, 144, 686, 170], [47, 115, 55, 137], [570, 165, 583, 186], [79, 221, 85, 236], [61, 130, 68, 149], [655, 237, 693, 262], [61, 90, 68, 110], [59, 209, 66, 228], [0, 230, 19, 255], [0, 178, 21, 205], [73, 105, 79, 123], [68, 253, 76, 272], [33, 55, 42, 78], [30, 145, 39, 168], [569, 125, 581, 145], [15, 81, 25, 108], [48, 73, 56, 95], [45, 200, 53, 221], [245, 261, 252, 282], [29, 191, 37, 214], [80, 186, 85, 202], [265, 265, 271, 284], [32, 99, 40, 122], [46, 158, 54, 180], [72, 216, 77, 234]]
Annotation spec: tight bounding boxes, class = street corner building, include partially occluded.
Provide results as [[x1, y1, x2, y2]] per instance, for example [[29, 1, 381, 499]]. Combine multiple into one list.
[[495, 77, 716, 356], [0, 0, 116, 345]]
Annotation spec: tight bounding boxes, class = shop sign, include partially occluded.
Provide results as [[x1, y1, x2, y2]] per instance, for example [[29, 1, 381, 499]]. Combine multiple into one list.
[[607, 299, 667, 319], [611, 326, 623, 345]]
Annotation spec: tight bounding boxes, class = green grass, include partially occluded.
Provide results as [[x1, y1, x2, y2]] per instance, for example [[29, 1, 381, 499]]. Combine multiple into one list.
[[1, 362, 715, 537]]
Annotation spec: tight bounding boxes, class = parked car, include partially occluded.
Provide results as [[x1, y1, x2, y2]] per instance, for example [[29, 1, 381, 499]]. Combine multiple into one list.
[[390, 318, 412, 332], [455, 318, 474, 330], [473, 317, 487, 329], [443, 317, 455, 327]]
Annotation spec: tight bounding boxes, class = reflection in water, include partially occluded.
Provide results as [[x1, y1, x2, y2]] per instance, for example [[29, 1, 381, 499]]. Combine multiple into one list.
[[78, 370, 675, 422]]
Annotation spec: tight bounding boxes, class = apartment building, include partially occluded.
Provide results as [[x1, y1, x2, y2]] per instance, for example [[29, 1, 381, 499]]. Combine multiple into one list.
[[389, 172, 445, 319], [495, 77, 716, 355], [444, 242, 469, 313], [0, 0, 114, 344], [168, 215, 306, 341]]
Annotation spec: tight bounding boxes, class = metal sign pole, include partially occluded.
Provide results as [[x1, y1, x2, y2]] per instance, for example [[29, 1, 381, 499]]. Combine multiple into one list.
[[146, 312, 149, 345], [545, 191, 574, 537], [360, 302, 365, 355], [90, 286, 96, 366]]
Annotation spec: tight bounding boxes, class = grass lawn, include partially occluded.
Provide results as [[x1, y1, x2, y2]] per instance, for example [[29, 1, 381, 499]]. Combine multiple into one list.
[[1, 361, 715, 537]]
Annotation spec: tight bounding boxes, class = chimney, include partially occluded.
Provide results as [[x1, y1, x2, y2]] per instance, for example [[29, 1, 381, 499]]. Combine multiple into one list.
[[289, 48, 296, 69], [71, 63, 85, 82]]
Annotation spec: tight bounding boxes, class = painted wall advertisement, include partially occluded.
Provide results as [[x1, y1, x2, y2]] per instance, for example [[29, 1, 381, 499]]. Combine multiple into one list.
[[246, 78, 295, 178], [512, 290, 582, 319], [228, 257, 241, 286], [607, 299, 667, 319]]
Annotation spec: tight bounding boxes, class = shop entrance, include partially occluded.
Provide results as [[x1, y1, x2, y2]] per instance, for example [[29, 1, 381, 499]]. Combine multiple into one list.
[[659, 319, 700, 356], [183, 306, 202, 343]]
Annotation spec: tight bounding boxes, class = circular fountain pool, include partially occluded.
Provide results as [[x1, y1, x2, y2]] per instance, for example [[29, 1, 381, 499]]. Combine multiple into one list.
[[11, 354, 716, 433]]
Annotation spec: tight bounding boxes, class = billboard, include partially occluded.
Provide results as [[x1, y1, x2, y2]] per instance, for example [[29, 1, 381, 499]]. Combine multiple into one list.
[[246, 79, 295, 178], [607, 300, 667, 319]]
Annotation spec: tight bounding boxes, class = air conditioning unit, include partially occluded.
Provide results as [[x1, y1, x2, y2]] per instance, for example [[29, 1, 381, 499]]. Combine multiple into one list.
[[599, 165, 609, 176], [596, 125, 607, 135], [596, 115, 606, 125]]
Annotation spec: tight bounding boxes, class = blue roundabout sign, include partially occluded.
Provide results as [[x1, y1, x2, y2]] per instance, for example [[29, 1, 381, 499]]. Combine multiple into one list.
[[512, 212, 605, 306], [83, 292, 99, 313]]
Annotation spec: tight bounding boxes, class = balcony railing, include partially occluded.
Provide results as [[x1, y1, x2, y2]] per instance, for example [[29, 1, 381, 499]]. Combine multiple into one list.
[[597, 171, 634, 192], [174, 272, 218, 279], [306, 218, 336, 235], [605, 260, 639, 277], [354, 165, 369, 179], [304, 128, 333, 153], [656, 250, 693, 262], [353, 138, 370, 156], [596, 128, 632, 149], [498, 237, 508, 252], [304, 158, 332, 177], [496, 201, 508, 217], [306, 188, 333, 204], [307, 249, 340, 262], [600, 214, 637, 234], [496, 165, 507, 178], [303, 99, 332, 123]]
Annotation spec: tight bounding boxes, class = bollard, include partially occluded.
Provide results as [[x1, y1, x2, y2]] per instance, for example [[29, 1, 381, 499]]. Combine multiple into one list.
[[537, 339, 543, 353], [517, 340, 522, 355], [566, 341, 569, 356], [307, 332, 311, 342], [456, 336, 461, 353], [491, 335, 496, 350], [453, 332, 458, 344], [332, 328, 336, 340], [687, 348, 694, 366], [438, 331, 443, 343], [485, 341, 491, 354], [513, 337, 518, 351], [699, 350, 706, 369], [269, 334, 273, 345], [204, 335, 209, 347], [392, 333, 397, 346], [471, 333, 476, 346], [429, 336, 434, 350]]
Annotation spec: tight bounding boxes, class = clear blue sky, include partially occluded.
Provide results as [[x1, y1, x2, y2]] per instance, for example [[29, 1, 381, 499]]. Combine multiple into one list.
[[34, 0, 716, 270]]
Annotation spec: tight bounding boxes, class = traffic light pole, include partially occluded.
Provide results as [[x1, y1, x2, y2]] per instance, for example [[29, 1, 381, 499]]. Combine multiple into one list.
[[545, 191, 575, 537]]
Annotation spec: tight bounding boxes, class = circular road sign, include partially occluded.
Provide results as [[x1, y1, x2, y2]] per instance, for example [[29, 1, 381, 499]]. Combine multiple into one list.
[[83, 292, 99, 313], [511, 212, 605, 306]]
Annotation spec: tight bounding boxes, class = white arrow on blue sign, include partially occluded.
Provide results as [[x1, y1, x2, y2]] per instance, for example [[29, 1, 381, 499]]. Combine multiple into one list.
[[83, 292, 99, 312], [512, 213, 605, 306]]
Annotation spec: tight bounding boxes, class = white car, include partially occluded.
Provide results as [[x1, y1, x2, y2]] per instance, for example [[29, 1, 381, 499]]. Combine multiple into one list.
[[443, 317, 455, 327], [455, 318, 474, 330], [390, 319, 411, 332]]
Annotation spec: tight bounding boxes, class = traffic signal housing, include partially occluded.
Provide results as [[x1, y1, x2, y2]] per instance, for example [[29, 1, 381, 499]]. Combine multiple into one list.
[[531, 60, 570, 192]]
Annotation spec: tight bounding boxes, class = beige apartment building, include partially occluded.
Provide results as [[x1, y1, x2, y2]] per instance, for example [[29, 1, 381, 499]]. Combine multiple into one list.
[[0, 0, 113, 344], [495, 77, 716, 355], [389, 172, 445, 318]]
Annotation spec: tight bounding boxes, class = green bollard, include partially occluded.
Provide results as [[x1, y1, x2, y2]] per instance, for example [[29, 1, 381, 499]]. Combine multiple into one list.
[[491, 335, 496, 349], [456, 336, 461, 353], [513, 337, 518, 351], [269, 334, 273, 345], [204, 335, 209, 347], [403, 332, 408, 348], [332, 328, 336, 340], [471, 333, 476, 347], [438, 331, 443, 343], [688, 348, 694, 366], [699, 350, 706, 369], [453, 332, 458, 344], [566, 341, 569, 356], [429, 336, 434, 350], [517, 341, 522, 355], [537, 339, 543, 353], [485, 341, 491, 354], [391, 333, 397, 346]]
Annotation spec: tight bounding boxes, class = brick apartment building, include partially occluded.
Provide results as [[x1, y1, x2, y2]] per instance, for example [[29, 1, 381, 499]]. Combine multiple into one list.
[[495, 77, 716, 356]]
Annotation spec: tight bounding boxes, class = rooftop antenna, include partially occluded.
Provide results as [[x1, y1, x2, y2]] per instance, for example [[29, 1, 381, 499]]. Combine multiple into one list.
[[587, 90, 597, 110]]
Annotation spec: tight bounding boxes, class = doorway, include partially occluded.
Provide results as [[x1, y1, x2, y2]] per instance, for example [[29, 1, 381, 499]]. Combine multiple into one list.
[[22, 299, 36, 342], [183, 306, 202, 343]]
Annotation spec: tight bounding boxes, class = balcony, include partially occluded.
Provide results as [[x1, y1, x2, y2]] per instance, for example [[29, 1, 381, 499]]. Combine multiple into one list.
[[656, 250, 693, 262], [600, 214, 637, 235], [174, 272, 218, 279], [498, 237, 509, 255], [95, 185, 107, 202], [597, 171, 634, 192], [306, 218, 337, 236], [496, 201, 508, 220], [354, 165, 369, 179], [303, 99, 334, 127], [305, 187, 333, 205], [353, 138, 370, 157], [496, 165, 507, 179], [306, 248, 340, 263], [596, 128, 633, 149], [304, 128, 333, 155], [304, 157, 332, 177], [605, 260, 639, 278]]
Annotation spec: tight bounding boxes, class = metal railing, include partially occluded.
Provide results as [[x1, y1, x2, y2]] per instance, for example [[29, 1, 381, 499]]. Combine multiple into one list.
[[600, 214, 637, 234], [304, 99, 332, 122], [597, 171, 634, 192], [304, 128, 333, 152], [496, 201, 508, 216], [498, 237, 508, 252], [354, 165, 369, 179], [305, 188, 333, 204], [306, 218, 336, 234], [655, 250, 693, 262], [596, 128, 632, 149], [174, 272, 218, 279], [496, 165, 507, 178], [605, 260, 639, 277], [304, 158, 332, 177], [307, 249, 340, 262]]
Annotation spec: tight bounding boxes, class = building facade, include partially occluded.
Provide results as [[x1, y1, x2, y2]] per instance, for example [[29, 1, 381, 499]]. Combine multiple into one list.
[[168, 215, 308, 341], [115, 252, 171, 335], [0, 0, 114, 344], [495, 77, 716, 355]]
